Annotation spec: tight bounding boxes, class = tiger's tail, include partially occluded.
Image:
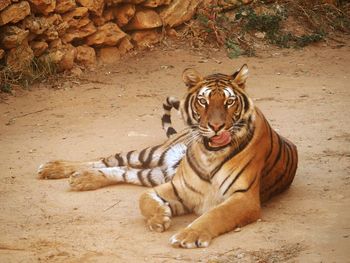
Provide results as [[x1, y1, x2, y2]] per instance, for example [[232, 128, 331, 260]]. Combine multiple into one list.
[[161, 96, 181, 138]]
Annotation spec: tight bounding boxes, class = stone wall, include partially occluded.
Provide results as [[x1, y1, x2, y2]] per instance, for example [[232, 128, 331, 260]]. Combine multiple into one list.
[[0, 0, 202, 72]]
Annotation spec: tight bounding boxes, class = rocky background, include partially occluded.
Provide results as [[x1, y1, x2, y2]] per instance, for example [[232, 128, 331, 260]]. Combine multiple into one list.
[[0, 0, 213, 73]]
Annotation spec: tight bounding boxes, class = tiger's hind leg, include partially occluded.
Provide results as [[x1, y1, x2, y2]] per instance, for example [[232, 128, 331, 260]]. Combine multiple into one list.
[[139, 182, 190, 233], [37, 160, 107, 179], [69, 167, 170, 191]]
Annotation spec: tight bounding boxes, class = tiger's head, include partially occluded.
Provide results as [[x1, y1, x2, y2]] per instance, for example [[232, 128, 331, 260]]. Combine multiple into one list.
[[181, 64, 254, 151]]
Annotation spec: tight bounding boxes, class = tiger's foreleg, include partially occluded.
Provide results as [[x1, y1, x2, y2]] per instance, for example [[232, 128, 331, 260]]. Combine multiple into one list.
[[170, 185, 261, 248], [139, 182, 191, 233], [69, 167, 169, 191]]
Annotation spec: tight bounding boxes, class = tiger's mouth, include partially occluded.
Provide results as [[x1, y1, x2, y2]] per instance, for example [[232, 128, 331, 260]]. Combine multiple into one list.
[[204, 130, 232, 150]]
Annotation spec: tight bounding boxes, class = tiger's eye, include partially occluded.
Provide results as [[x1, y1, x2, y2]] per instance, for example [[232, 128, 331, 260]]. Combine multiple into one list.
[[198, 98, 207, 105], [226, 98, 235, 106]]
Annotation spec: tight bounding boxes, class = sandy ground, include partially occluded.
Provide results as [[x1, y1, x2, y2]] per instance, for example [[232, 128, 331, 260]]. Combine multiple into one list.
[[0, 41, 349, 263]]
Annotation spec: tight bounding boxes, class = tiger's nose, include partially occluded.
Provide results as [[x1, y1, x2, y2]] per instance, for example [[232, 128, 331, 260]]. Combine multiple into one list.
[[208, 122, 225, 132]]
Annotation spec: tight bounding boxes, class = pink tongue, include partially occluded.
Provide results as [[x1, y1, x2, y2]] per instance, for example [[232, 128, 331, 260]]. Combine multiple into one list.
[[210, 131, 232, 147]]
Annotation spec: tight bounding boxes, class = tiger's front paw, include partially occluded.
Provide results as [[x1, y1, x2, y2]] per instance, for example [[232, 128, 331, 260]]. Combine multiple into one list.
[[69, 170, 111, 191], [38, 161, 76, 179], [146, 205, 172, 233], [170, 228, 212, 248]]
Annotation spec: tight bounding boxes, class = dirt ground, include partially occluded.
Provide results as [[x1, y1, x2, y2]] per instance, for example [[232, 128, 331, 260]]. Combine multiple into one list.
[[0, 39, 349, 263]]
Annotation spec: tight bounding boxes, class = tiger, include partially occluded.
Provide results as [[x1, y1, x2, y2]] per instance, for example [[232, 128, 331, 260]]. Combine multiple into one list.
[[38, 64, 298, 248]]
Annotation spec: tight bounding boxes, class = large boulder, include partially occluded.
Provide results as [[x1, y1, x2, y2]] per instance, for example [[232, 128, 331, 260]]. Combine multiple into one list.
[[159, 0, 201, 27], [86, 22, 126, 46], [124, 8, 162, 30], [54, 0, 76, 14], [62, 21, 96, 43], [57, 44, 76, 71], [0, 1, 31, 26], [28, 0, 56, 15], [75, 45, 96, 66], [0, 25, 29, 49]]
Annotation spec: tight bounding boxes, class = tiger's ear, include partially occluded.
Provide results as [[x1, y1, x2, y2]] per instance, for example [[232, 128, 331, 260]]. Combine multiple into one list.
[[232, 64, 249, 88], [182, 68, 202, 88]]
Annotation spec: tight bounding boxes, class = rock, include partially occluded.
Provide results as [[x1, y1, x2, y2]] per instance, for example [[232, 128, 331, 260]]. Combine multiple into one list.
[[131, 29, 161, 48], [76, 0, 104, 16], [24, 14, 62, 35], [113, 4, 135, 28], [216, 0, 252, 9], [0, 1, 31, 26], [49, 38, 62, 49], [75, 45, 96, 66], [5, 40, 34, 73], [118, 37, 133, 54], [142, 0, 171, 7], [28, 0, 56, 15], [91, 8, 114, 26], [124, 8, 161, 30], [86, 22, 126, 46], [55, 0, 76, 13], [159, 0, 201, 27], [0, 0, 11, 11], [105, 0, 123, 6], [62, 7, 89, 28], [62, 21, 96, 43], [98, 47, 120, 64], [37, 48, 64, 73], [0, 25, 29, 49], [58, 44, 76, 71], [30, 41, 48, 56], [0, 49, 5, 60]]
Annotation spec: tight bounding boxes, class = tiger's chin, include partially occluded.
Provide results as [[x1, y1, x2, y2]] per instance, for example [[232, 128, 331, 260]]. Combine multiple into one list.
[[203, 131, 232, 151]]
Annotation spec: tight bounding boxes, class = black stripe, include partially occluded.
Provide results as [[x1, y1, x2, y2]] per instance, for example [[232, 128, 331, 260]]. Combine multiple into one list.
[[122, 171, 126, 182], [162, 114, 171, 124], [147, 169, 158, 187], [144, 145, 161, 167], [263, 134, 283, 178], [171, 180, 190, 212], [210, 118, 255, 178], [222, 159, 252, 195], [101, 158, 109, 167], [126, 151, 134, 164], [173, 100, 180, 110], [158, 132, 188, 166], [233, 172, 258, 194], [184, 95, 191, 126], [172, 158, 182, 170], [186, 150, 210, 182], [139, 148, 147, 165], [264, 120, 274, 162], [137, 170, 147, 186], [166, 127, 177, 137], [242, 93, 250, 113], [263, 140, 293, 194], [115, 153, 125, 166], [182, 174, 203, 195], [163, 103, 172, 111]]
